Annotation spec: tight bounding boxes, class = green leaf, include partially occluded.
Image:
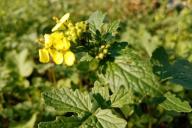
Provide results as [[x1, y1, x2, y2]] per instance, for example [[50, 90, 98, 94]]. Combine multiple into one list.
[[92, 82, 110, 108], [88, 11, 106, 32], [110, 86, 134, 108], [95, 109, 127, 128], [167, 59, 192, 89], [42, 88, 94, 113], [99, 44, 162, 97], [107, 20, 120, 34], [92, 81, 110, 101], [12, 113, 37, 128], [17, 49, 34, 77], [40, 87, 127, 128], [160, 92, 192, 112], [39, 109, 127, 128], [5, 49, 34, 77], [152, 47, 192, 89], [38, 116, 82, 128]]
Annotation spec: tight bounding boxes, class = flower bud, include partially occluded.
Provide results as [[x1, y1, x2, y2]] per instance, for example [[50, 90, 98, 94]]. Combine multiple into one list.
[[98, 53, 104, 59], [103, 49, 108, 54]]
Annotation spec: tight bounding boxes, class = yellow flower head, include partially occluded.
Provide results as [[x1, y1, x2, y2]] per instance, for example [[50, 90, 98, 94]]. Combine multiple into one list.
[[43, 32, 71, 51], [52, 13, 70, 32], [63, 51, 75, 66], [38, 12, 80, 67]]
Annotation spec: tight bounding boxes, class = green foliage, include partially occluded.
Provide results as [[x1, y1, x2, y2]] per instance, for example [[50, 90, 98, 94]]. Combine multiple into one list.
[[38, 87, 128, 128], [1, 0, 192, 128], [98, 45, 162, 96], [88, 11, 106, 32], [152, 47, 192, 90], [160, 92, 192, 113], [38, 10, 192, 128], [110, 86, 134, 108]]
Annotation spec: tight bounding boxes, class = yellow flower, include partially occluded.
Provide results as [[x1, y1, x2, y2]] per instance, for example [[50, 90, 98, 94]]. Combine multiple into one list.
[[39, 31, 73, 65], [52, 13, 70, 32], [63, 51, 75, 66], [44, 32, 71, 51], [39, 48, 50, 63], [51, 32, 65, 50]]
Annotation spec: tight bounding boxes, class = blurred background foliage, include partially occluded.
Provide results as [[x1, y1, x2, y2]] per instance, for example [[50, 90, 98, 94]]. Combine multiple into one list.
[[0, 0, 192, 128]]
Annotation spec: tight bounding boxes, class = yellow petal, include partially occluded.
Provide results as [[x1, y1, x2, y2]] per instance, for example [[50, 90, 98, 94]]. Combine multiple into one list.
[[62, 37, 71, 51], [63, 51, 75, 66], [53, 39, 65, 50], [44, 34, 52, 48], [39, 49, 50, 63], [51, 32, 65, 50], [51, 32, 64, 39], [52, 13, 70, 32], [60, 13, 70, 23], [49, 49, 63, 64]]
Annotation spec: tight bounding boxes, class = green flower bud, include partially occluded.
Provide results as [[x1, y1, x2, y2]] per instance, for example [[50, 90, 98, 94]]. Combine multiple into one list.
[[98, 53, 104, 59], [100, 45, 105, 49], [103, 49, 108, 54]]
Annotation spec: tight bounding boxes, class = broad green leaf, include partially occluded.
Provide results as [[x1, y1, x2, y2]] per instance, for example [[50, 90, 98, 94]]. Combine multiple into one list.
[[167, 59, 192, 89], [95, 109, 127, 128], [88, 11, 106, 32], [38, 116, 82, 128], [160, 92, 192, 112], [40, 87, 127, 128], [152, 47, 192, 89], [99, 44, 162, 96], [42, 88, 94, 113], [110, 86, 134, 108], [39, 109, 127, 128]]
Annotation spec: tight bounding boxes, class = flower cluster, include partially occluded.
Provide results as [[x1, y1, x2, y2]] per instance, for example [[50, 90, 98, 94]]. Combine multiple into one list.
[[39, 13, 87, 66], [95, 44, 110, 60]]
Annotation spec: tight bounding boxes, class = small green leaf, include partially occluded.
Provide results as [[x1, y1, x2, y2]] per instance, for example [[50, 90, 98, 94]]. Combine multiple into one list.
[[5, 49, 34, 77], [107, 20, 120, 34], [18, 49, 34, 77], [111, 86, 134, 108], [38, 116, 82, 128], [42, 88, 94, 113], [92, 81, 110, 101], [12, 113, 37, 128], [88, 11, 106, 32], [160, 92, 192, 112], [95, 109, 127, 128]]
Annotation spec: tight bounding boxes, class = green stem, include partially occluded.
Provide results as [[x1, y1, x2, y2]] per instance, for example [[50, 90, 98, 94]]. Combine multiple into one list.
[[48, 66, 56, 85]]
